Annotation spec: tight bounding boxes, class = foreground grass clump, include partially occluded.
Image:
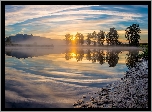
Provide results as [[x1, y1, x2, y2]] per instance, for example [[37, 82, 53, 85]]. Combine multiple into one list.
[[138, 44, 148, 60], [73, 60, 148, 108]]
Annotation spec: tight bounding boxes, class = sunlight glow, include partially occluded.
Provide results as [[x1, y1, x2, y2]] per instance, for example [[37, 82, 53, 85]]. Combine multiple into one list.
[[70, 53, 76, 57], [71, 36, 76, 40]]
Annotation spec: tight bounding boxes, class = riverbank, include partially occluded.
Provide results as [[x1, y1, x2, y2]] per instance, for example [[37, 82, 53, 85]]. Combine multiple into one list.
[[73, 59, 148, 108]]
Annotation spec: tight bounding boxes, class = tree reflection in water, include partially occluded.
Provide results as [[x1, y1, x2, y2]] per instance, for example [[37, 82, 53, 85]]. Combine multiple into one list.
[[65, 49, 84, 62], [65, 49, 123, 67], [106, 50, 121, 67], [75, 49, 84, 62], [125, 50, 140, 69], [65, 49, 72, 60], [65, 48, 142, 69], [86, 49, 105, 65]]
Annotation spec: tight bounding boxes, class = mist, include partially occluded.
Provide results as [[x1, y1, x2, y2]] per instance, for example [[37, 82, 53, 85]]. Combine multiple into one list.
[[12, 37, 65, 46]]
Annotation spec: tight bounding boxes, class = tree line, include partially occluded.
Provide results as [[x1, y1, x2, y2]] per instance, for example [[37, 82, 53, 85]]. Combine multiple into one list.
[[65, 23, 141, 47]]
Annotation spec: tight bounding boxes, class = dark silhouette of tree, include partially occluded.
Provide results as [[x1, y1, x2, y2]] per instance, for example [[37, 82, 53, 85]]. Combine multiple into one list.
[[65, 33, 72, 45], [5, 37, 12, 45], [86, 33, 92, 45], [97, 30, 105, 46], [75, 32, 81, 45], [74, 33, 84, 45], [106, 28, 120, 46], [106, 50, 120, 67], [92, 31, 97, 46], [125, 24, 141, 46], [80, 34, 84, 45], [126, 50, 139, 69]]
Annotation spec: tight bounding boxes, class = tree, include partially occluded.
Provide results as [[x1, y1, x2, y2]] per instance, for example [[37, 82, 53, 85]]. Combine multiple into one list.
[[97, 30, 105, 46], [80, 34, 84, 45], [75, 32, 81, 45], [65, 33, 72, 45], [92, 31, 97, 46], [106, 28, 119, 46], [86, 33, 92, 45], [5, 37, 12, 45], [125, 24, 141, 46]]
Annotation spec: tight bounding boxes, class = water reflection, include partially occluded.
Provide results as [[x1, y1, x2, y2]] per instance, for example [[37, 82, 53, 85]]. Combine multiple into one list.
[[65, 49, 124, 67], [126, 50, 140, 69], [5, 47, 143, 108], [5, 48, 53, 59], [64, 48, 143, 69], [5, 47, 141, 69], [86, 49, 105, 65], [65, 49, 84, 62], [106, 50, 121, 67]]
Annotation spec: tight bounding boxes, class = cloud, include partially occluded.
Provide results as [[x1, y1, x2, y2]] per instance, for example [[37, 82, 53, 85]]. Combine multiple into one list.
[[5, 5, 99, 26], [55, 10, 142, 18], [5, 67, 101, 107], [5, 5, 148, 43], [18, 28, 27, 34]]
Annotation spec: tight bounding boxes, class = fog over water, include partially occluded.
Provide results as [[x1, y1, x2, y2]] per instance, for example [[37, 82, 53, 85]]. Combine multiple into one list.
[[5, 46, 142, 108]]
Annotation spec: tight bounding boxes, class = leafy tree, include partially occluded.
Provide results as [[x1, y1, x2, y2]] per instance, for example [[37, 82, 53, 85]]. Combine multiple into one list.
[[80, 34, 84, 45], [125, 24, 141, 46], [92, 31, 97, 46], [65, 33, 72, 45], [75, 32, 81, 45], [86, 33, 92, 45], [5, 37, 12, 45], [6, 37, 11, 42], [97, 30, 105, 46], [106, 28, 119, 46], [74, 32, 84, 45]]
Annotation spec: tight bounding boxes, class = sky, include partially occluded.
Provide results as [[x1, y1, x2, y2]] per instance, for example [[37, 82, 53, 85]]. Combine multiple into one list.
[[5, 5, 148, 43]]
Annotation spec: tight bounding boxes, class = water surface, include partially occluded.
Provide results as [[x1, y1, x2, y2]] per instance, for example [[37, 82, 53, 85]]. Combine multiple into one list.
[[5, 46, 141, 108]]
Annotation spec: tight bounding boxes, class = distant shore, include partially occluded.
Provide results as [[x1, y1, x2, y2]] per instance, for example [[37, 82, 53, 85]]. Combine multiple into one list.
[[5, 45, 142, 50]]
